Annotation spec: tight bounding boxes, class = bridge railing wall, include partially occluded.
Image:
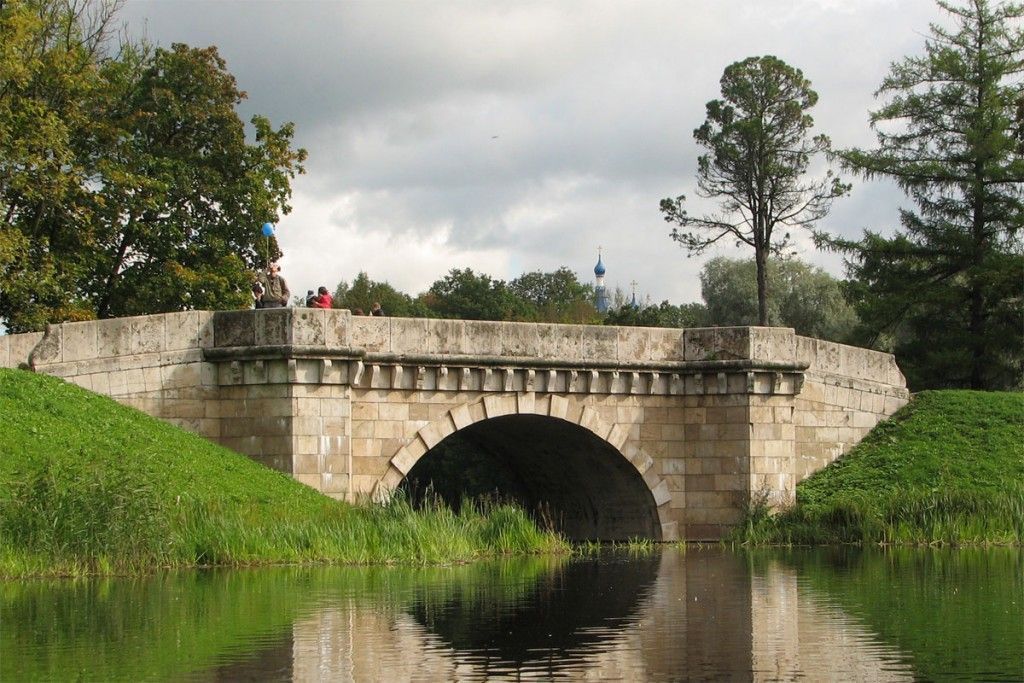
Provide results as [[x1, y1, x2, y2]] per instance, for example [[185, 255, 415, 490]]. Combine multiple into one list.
[[792, 335, 909, 481], [0, 312, 222, 442]]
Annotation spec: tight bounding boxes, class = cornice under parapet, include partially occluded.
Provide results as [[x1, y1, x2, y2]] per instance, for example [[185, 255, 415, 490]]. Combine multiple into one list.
[[208, 352, 808, 396]]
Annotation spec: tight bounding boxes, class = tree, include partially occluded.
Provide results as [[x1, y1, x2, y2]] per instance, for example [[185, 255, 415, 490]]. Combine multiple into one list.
[[699, 256, 858, 342], [835, 0, 1023, 389], [86, 43, 305, 318], [333, 271, 431, 316], [604, 300, 707, 328], [0, 0, 119, 330], [0, 1, 305, 331], [660, 55, 849, 326], [421, 268, 533, 321], [508, 267, 599, 323]]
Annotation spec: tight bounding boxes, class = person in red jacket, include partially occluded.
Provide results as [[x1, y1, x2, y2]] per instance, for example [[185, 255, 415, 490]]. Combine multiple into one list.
[[311, 286, 333, 309]]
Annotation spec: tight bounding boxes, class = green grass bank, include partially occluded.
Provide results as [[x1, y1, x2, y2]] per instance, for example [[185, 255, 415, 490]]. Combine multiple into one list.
[[0, 369, 566, 577], [737, 390, 1024, 545]]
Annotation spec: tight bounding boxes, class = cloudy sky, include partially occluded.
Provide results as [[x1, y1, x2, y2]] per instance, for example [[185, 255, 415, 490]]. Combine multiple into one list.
[[122, 0, 940, 304]]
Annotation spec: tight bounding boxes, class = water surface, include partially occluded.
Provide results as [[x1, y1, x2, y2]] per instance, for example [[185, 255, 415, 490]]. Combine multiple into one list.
[[2, 547, 1021, 681]]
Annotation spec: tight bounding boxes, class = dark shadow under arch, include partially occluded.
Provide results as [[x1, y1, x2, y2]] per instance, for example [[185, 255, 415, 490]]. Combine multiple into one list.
[[402, 414, 661, 541]]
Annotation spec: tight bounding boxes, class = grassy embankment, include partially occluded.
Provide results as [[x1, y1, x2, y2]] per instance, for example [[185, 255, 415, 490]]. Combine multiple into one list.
[[0, 368, 566, 577], [736, 390, 1024, 545]]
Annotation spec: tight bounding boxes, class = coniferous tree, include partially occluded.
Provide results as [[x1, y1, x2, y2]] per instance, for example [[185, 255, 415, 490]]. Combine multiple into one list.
[[661, 55, 849, 326], [835, 0, 1023, 389]]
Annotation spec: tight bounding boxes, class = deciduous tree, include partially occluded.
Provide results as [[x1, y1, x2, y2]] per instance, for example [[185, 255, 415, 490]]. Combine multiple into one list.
[[0, 0, 305, 331], [421, 268, 533, 321], [333, 271, 430, 316], [700, 256, 858, 342], [509, 267, 598, 323], [603, 300, 707, 329]]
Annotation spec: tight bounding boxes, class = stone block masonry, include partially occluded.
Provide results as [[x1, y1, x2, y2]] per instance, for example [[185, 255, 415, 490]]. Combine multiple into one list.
[[2, 309, 909, 541]]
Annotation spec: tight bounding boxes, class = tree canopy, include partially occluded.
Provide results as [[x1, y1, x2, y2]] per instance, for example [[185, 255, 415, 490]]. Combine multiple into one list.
[[508, 267, 598, 323], [700, 256, 858, 342], [332, 272, 430, 317], [603, 300, 707, 329], [660, 55, 848, 326], [420, 268, 534, 321], [834, 0, 1023, 389], [0, 0, 305, 332]]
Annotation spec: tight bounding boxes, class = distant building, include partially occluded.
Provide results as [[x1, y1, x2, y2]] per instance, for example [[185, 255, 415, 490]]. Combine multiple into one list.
[[594, 250, 610, 313]]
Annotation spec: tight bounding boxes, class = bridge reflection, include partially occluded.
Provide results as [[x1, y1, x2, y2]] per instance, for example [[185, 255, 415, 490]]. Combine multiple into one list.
[[283, 551, 913, 681]]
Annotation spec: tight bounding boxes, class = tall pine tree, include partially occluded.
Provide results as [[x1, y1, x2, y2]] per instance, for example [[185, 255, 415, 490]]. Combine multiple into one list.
[[836, 0, 1023, 390]]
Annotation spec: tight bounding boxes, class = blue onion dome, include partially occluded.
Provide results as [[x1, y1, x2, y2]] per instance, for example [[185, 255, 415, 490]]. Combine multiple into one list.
[[594, 254, 606, 276]]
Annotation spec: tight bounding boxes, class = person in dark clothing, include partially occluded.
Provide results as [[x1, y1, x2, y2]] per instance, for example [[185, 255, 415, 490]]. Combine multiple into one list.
[[251, 281, 265, 309], [370, 301, 384, 316], [255, 262, 290, 308]]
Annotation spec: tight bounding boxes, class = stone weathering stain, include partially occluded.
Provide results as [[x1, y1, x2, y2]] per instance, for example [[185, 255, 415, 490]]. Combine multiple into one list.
[[1, 310, 908, 541]]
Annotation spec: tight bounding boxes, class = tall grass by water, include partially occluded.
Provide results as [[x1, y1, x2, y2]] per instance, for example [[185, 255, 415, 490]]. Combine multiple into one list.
[[0, 369, 566, 577], [735, 391, 1024, 546]]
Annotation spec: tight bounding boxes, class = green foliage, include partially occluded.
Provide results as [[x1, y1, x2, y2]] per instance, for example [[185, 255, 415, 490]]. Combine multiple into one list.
[[508, 267, 599, 323], [0, 1, 305, 332], [833, 0, 1024, 390], [736, 391, 1024, 545], [333, 271, 432, 317], [603, 300, 707, 328], [1, 457, 174, 565], [700, 256, 859, 341], [661, 55, 848, 325], [421, 267, 534, 321], [0, 368, 566, 576], [329, 266, 600, 323]]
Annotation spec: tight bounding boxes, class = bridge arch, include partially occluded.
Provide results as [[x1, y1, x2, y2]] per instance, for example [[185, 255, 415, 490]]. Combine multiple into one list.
[[375, 394, 674, 541]]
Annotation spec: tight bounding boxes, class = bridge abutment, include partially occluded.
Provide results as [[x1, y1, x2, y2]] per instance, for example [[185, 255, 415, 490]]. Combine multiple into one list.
[[2, 309, 909, 541]]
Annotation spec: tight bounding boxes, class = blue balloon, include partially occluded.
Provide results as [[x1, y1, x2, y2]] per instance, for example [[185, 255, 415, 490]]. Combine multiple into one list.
[[261, 223, 274, 237]]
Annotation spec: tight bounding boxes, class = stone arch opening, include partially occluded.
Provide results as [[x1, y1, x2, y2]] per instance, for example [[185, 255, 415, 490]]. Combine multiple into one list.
[[401, 414, 662, 541]]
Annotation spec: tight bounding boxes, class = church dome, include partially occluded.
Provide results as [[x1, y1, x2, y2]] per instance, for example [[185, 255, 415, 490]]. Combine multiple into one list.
[[594, 254, 606, 276]]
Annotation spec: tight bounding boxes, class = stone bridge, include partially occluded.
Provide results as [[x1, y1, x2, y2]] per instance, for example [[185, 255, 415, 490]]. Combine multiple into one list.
[[1, 309, 909, 541]]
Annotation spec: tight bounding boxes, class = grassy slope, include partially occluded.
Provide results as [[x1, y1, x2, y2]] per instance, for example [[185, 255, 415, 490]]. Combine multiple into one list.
[[741, 390, 1024, 545], [0, 368, 565, 576], [0, 368, 329, 510]]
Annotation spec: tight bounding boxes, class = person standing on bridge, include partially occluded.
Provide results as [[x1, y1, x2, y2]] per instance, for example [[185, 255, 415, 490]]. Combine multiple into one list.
[[311, 286, 333, 309], [256, 262, 290, 308]]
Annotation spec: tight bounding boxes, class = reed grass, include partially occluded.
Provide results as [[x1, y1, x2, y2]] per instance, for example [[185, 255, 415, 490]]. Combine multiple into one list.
[[0, 368, 567, 577]]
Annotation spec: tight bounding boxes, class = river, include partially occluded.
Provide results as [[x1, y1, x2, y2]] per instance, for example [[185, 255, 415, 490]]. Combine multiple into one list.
[[2, 547, 1021, 681]]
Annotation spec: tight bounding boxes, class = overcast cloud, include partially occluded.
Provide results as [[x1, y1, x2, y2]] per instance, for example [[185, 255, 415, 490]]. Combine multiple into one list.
[[122, 0, 938, 304]]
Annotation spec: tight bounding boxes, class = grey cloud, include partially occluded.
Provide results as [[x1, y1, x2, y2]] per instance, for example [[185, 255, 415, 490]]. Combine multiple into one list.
[[121, 0, 940, 304]]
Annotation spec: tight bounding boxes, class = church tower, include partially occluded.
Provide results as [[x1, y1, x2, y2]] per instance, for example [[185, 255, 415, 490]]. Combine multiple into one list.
[[594, 249, 610, 313]]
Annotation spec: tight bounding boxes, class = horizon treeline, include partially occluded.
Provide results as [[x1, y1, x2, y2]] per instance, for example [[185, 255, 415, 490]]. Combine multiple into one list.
[[323, 255, 859, 341]]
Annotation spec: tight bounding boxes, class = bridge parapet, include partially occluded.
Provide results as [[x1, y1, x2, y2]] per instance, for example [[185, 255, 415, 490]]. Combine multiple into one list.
[[206, 309, 809, 397]]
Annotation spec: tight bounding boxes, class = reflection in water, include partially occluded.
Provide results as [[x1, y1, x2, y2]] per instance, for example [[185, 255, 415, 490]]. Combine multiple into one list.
[[280, 551, 915, 682], [408, 554, 660, 674], [751, 558, 914, 682], [2, 549, 1020, 681]]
